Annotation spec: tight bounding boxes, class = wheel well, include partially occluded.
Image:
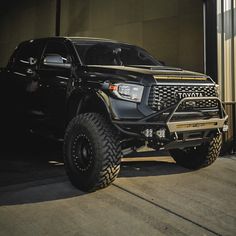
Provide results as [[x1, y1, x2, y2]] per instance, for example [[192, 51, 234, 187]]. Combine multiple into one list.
[[67, 93, 110, 123]]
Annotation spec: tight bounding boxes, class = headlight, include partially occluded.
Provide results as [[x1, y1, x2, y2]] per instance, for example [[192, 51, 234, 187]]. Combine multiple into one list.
[[109, 83, 144, 102], [215, 84, 220, 97]]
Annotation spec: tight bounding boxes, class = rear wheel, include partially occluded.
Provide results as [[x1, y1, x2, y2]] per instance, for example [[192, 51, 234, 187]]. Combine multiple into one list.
[[169, 133, 222, 169], [64, 113, 121, 192]]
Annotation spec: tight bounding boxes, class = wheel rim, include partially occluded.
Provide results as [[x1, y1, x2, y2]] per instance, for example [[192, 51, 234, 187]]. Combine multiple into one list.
[[72, 134, 93, 172]]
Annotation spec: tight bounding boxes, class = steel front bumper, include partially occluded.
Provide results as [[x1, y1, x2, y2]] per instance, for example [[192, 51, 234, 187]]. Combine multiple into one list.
[[166, 97, 228, 133], [113, 97, 228, 136]]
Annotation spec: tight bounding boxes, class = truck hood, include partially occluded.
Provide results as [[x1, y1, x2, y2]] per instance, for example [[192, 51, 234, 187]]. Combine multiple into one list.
[[86, 65, 211, 85]]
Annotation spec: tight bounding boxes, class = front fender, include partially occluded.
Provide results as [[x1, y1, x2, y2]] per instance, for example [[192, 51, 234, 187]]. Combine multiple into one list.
[[68, 87, 143, 122], [97, 90, 143, 120]]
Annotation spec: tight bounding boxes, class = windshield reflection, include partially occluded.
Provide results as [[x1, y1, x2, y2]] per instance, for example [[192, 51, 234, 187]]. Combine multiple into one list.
[[74, 42, 161, 66]]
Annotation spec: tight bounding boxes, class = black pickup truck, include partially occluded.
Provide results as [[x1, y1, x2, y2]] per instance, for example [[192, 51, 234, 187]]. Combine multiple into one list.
[[0, 37, 228, 191]]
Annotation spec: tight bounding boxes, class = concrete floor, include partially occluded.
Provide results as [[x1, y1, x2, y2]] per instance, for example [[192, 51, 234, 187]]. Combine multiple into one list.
[[0, 138, 235, 236]]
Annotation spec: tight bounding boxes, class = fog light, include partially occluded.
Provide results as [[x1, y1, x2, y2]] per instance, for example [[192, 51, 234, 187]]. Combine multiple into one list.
[[223, 124, 228, 132], [143, 129, 153, 138], [156, 128, 166, 139]]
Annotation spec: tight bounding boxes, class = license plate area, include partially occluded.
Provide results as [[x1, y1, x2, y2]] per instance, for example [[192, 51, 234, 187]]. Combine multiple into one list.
[[176, 122, 217, 129]]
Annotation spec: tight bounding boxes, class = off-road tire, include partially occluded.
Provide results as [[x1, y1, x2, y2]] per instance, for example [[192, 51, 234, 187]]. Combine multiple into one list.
[[169, 133, 222, 169], [64, 113, 121, 192]]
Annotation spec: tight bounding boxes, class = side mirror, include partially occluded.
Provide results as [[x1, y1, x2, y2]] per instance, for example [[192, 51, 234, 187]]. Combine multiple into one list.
[[19, 57, 37, 65], [43, 54, 71, 69]]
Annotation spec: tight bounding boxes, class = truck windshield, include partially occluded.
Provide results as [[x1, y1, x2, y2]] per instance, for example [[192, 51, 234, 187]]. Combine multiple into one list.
[[74, 42, 161, 66]]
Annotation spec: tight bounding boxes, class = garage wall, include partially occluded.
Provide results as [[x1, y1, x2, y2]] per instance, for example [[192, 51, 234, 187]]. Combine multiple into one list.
[[0, 0, 204, 72], [217, 0, 236, 150], [217, 0, 236, 103], [0, 0, 56, 67], [60, 0, 204, 72]]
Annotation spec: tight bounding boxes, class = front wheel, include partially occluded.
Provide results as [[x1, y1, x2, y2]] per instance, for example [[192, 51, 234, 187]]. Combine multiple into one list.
[[169, 133, 222, 169], [63, 113, 121, 192]]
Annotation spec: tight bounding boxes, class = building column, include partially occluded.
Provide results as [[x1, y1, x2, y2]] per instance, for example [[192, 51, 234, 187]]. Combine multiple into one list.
[[216, 0, 236, 152]]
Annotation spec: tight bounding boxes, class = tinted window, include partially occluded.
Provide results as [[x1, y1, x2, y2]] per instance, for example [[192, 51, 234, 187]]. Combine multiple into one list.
[[15, 40, 44, 66], [43, 41, 71, 62], [74, 42, 160, 66]]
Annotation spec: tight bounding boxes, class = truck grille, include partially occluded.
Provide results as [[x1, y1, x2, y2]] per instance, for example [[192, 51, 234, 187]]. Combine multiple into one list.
[[148, 84, 218, 111]]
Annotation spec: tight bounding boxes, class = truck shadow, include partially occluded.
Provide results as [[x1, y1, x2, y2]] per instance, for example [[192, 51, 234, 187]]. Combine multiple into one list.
[[120, 150, 189, 177], [0, 134, 65, 187], [0, 136, 189, 206]]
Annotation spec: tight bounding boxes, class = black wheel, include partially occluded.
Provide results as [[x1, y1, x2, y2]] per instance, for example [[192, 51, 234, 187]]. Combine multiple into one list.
[[169, 133, 222, 169], [63, 113, 121, 192]]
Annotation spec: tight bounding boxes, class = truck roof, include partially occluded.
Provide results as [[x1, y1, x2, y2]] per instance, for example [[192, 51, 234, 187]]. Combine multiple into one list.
[[68, 36, 119, 43], [24, 36, 119, 44]]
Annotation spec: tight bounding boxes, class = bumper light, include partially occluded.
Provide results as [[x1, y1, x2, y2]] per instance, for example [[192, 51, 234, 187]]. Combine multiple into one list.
[[223, 124, 228, 132], [156, 128, 166, 139], [143, 129, 153, 138]]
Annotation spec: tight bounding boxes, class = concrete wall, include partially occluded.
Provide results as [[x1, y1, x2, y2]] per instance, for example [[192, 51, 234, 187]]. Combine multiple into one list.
[[61, 0, 204, 72], [0, 0, 56, 67]]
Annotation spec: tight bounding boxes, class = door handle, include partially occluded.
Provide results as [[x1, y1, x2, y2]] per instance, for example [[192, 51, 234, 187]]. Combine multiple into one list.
[[26, 68, 40, 82], [26, 68, 34, 75]]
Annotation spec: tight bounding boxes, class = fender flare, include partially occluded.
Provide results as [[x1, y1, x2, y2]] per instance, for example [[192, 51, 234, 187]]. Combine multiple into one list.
[[67, 89, 112, 121]]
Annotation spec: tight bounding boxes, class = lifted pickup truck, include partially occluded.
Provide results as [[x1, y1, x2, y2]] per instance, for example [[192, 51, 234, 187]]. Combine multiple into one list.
[[1, 37, 228, 191]]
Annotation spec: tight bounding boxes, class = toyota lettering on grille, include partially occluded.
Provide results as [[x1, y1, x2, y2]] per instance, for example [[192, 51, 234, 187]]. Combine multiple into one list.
[[176, 92, 205, 99]]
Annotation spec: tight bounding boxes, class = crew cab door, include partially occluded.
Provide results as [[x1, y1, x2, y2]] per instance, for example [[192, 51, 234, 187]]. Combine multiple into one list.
[[7, 40, 44, 121], [36, 40, 72, 129]]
